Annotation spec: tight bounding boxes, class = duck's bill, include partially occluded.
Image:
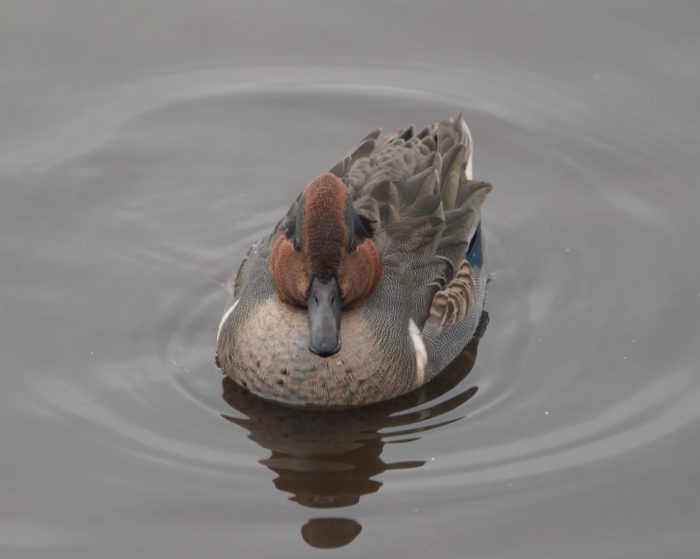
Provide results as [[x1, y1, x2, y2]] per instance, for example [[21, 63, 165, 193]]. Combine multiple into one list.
[[307, 276, 342, 357]]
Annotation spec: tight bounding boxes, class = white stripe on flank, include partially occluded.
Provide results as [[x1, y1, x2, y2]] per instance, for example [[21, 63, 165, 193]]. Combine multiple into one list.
[[409, 318, 427, 387], [217, 300, 239, 341]]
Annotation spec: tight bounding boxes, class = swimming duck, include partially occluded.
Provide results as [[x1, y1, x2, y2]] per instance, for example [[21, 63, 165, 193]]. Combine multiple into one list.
[[216, 115, 492, 407]]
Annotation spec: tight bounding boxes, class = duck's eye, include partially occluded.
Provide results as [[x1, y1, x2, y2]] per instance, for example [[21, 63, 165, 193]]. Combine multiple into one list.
[[354, 214, 374, 240], [285, 218, 302, 251], [285, 218, 296, 239], [347, 213, 375, 252]]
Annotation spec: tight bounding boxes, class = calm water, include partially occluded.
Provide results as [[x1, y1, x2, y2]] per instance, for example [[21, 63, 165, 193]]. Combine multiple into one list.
[[2, 2, 700, 557]]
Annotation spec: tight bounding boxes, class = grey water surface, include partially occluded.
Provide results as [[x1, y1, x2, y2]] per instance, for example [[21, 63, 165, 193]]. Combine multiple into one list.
[[2, 1, 700, 557]]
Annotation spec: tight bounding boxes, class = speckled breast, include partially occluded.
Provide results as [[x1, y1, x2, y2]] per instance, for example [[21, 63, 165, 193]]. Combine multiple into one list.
[[217, 299, 419, 407]]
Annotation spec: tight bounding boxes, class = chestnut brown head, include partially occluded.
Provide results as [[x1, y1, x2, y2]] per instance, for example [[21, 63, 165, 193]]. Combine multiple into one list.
[[270, 173, 383, 357]]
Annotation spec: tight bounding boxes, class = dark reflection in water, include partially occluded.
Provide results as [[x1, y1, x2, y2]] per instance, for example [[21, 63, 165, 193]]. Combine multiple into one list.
[[301, 518, 363, 549], [221, 314, 487, 547]]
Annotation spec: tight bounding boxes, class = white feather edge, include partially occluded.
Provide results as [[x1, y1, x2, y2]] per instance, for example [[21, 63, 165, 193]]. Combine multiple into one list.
[[217, 300, 239, 342], [409, 318, 428, 387], [460, 117, 474, 181]]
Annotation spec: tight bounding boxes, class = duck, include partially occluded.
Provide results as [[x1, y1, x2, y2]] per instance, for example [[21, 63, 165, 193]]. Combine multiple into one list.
[[216, 114, 492, 407]]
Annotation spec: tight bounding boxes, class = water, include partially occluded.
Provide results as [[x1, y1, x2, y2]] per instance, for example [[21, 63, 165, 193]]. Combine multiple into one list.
[[2, 2, 700, 557]]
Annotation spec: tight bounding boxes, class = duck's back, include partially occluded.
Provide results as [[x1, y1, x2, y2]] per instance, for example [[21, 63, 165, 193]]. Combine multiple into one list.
[[329, 115, 492, 380]]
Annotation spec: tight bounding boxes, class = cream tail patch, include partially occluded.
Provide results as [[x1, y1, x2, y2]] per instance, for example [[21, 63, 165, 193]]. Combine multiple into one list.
[[409, 318, 427, 387], [217, 300, 239, 342]]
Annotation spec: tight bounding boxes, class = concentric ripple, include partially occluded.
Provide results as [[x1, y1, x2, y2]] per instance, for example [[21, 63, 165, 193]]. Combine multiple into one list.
[[3, 65, 700, 552]]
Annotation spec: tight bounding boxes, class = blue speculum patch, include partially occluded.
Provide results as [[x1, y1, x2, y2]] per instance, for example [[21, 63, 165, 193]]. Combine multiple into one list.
[[467, 224, 483, 269]]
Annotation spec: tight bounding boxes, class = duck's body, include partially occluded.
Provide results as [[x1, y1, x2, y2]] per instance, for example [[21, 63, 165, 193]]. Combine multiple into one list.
[[216, 115, 492, 407]]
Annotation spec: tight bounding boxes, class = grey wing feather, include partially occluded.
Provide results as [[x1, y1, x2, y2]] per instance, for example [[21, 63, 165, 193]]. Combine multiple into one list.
[[332, 114, 492, 327]]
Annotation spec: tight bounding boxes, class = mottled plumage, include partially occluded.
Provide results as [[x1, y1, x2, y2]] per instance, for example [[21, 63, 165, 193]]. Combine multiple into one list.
[[217, 115, 492, 407]]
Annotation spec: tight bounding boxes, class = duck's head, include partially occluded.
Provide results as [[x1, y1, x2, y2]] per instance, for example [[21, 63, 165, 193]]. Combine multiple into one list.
[[270, 173, 383, 358]]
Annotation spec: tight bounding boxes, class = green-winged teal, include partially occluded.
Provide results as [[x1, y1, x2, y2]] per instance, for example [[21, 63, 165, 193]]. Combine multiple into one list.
[[216, 115, 492, 407]]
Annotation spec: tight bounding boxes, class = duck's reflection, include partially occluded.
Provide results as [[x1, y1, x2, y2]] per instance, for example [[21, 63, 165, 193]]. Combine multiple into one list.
[[221, 313, 488, 548]]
